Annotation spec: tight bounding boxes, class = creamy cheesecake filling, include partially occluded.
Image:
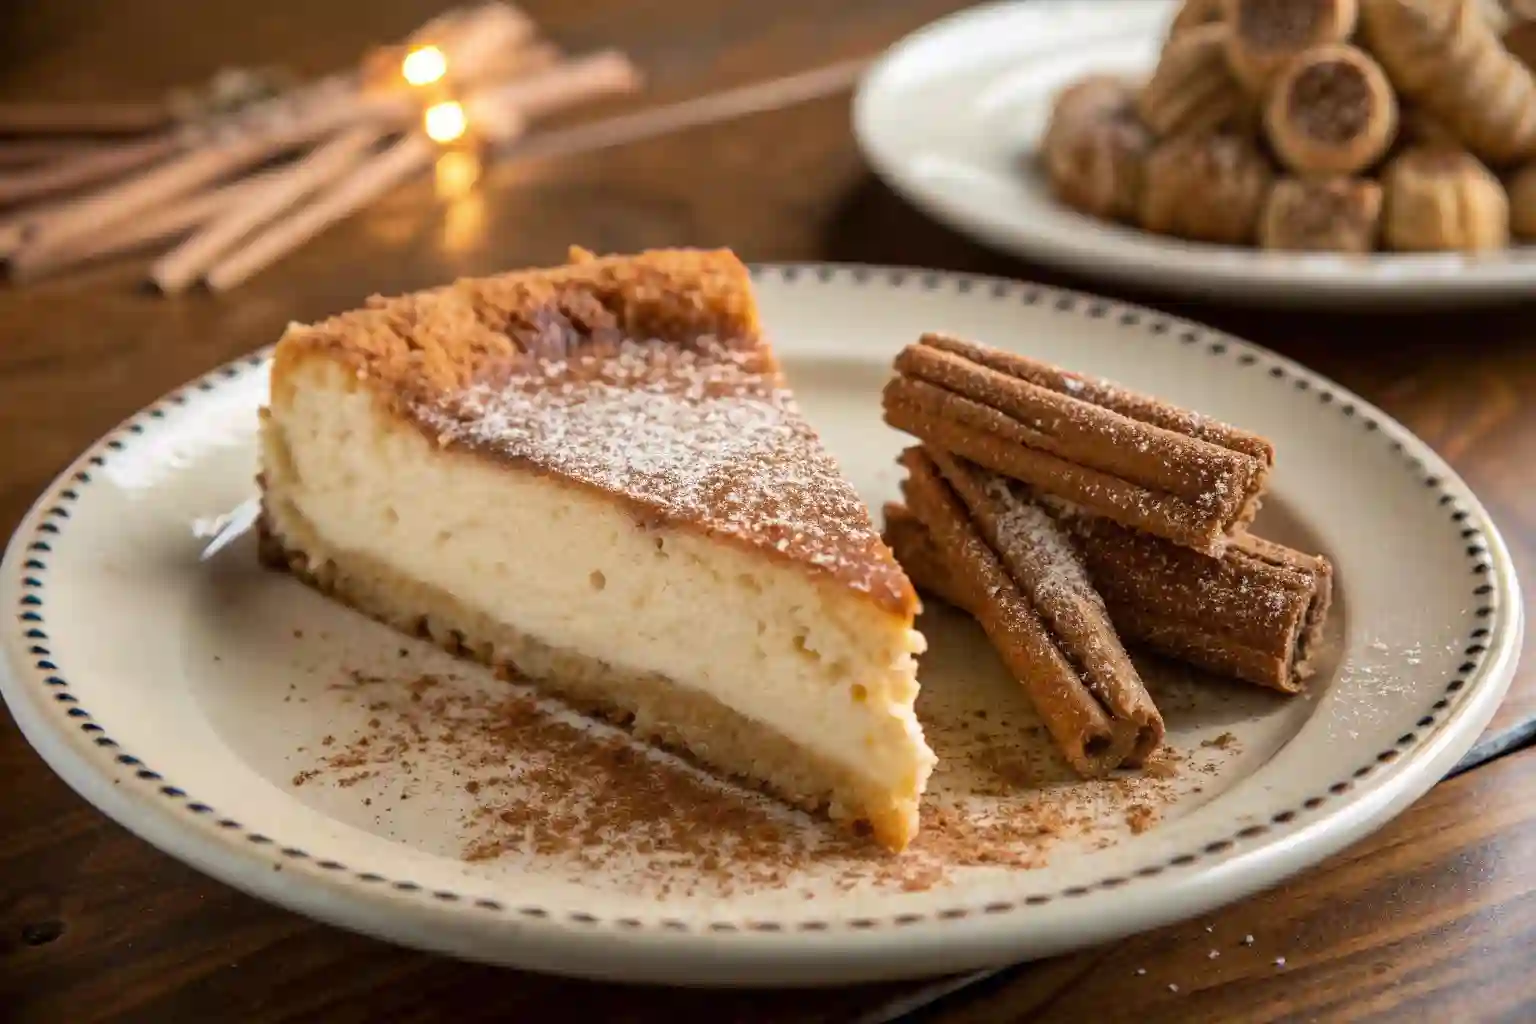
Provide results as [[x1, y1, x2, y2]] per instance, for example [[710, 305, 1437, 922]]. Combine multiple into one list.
[[262, 360, 936, 811]]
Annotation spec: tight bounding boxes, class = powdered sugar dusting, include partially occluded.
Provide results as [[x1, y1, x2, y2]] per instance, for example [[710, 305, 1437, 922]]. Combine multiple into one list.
[[412, 336, 897, 597], [984, 474, 1100, 610]]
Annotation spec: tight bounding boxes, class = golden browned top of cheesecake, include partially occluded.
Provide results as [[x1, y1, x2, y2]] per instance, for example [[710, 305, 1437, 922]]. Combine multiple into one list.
[[270, 247, 918, 617]]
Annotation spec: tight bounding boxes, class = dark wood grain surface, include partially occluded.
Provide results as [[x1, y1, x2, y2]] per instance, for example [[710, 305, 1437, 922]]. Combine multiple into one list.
[[880, 745, 1536, 1024], [3, 2, 1534, 1021]]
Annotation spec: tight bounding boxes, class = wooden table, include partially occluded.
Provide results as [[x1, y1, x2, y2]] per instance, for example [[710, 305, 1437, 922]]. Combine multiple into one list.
[[3, 2, 1533, 1020]]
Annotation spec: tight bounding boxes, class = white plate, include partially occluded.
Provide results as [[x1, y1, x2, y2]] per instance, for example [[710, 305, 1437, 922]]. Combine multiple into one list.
[[853, 0, 1536, 307], [0, 266, 1521, 986]]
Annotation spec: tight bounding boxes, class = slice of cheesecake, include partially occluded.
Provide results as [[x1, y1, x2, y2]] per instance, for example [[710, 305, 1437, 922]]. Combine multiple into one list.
[[257, 247, 936, 850]]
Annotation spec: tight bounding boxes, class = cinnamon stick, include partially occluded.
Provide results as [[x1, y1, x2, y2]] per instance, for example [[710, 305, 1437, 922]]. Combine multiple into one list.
[[435, 2, 538, 86], [7, 169, 284, 282], [0, 101, 171, 136], [493, 57, 868, 163], [883, 334, 1274, 555], [1047, 501, 1334, 692], [926, 447, 1162, 763], [465, 49, 642, 121], [884, 494, 1333, 693], [0, 140, 112, 168], [206, 50, 643, 289], [899, 447, 1162, 777], [151, 125, 383, 293], [203, 133, 437, 291], [24, 76, 367, 254], [0, 134, 180, 208]]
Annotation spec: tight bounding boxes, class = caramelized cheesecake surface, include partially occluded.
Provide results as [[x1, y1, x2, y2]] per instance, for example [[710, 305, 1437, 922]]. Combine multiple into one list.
[[270, 247, 915, 616]]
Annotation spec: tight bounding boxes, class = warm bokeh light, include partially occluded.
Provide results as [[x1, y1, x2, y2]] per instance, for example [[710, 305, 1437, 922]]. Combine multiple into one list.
[[434, 150, 482, 198], [437, 151, 487, 255], [423, 100, 468, 144], [401, 45, 448, 86]]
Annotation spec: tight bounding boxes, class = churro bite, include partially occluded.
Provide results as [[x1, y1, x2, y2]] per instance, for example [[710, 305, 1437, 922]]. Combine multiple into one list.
[[1138, 24, 1253, 137], [1504, 160, 1536, 238], [1264, 44, 1398, 175], [1140, 131, 1275, 244], [1380, 146, 1510, 250], [1362, 0, 1536, 166], [1040, 76, 1154, 222], [1034, 0, 1534, 252], [1223, 0, 1360, 93], [1259, 176, 1384, 251], [1168, 0, 1227, 40]]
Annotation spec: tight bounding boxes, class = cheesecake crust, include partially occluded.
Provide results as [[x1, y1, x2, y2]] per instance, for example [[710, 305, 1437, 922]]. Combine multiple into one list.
[[257, 504, 920, 851], [267, 247, 917, 617]]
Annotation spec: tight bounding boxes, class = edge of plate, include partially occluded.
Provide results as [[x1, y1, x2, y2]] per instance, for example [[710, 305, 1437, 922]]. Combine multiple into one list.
[[0, 266, 1523, 985]]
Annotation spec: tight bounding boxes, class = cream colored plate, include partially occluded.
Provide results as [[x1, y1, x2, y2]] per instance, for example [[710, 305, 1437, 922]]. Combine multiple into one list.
[[854, 0, 1536, 307], [0, 266, 1520, 985]]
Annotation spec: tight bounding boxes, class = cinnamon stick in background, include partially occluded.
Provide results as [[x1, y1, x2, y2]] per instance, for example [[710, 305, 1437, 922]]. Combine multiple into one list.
[[8, 169, 284, 282], [900, 447, 1164, 777], [362, 4, 545, 96], [0, 140, 112, 168], [464, 48, 640, 122], [151, 125, 383, 293], [0, 134, 181, 208], [23, 75, 368, 255], [494, 57, 870, 163], [435, 2, 538, 86], [0, 221, 26, 259], [883, 334, 1275, 555], [0, 101, 172, 136], [884, 491, 1333, 693], [202, 133, 438, 292], [206, 50, 642, 290]]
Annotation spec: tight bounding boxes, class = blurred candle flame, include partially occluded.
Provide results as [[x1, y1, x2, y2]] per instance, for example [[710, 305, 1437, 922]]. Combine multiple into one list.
[[401, 45, 448, 87], [423, 100, 468, 144]]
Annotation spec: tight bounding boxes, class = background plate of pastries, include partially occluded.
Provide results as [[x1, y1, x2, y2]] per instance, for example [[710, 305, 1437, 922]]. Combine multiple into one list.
[[855, 0, 1536, 306]]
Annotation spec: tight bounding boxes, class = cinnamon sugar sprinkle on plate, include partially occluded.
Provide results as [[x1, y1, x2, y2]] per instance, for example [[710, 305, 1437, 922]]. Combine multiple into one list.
[[290, 641, 1245, 898]]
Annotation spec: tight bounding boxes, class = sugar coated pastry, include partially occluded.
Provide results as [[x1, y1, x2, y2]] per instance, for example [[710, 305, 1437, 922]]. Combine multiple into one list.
[[1506, 0, 1536, 21], [1041, 76, 1154, 222], [1138, 24, 1251, 137], [1223, 0, 1360, 92], [1360, 0, 1482, 95], [1362, 0, 1536, 165], [1508, 161, 1536, 238], [1169, 0, 1226, 39], [1505, 20, 1536, 70], [1396, 104, 1463, 148], [1264, 44, 1398, 175], [1140, 131, 1275, 244], [1259, 176, 1384, 251], [1380, 146, 1510, 250]]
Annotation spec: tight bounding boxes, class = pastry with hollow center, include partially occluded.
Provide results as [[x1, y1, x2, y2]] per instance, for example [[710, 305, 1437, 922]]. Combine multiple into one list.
[[257, 247, 936, 851]]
